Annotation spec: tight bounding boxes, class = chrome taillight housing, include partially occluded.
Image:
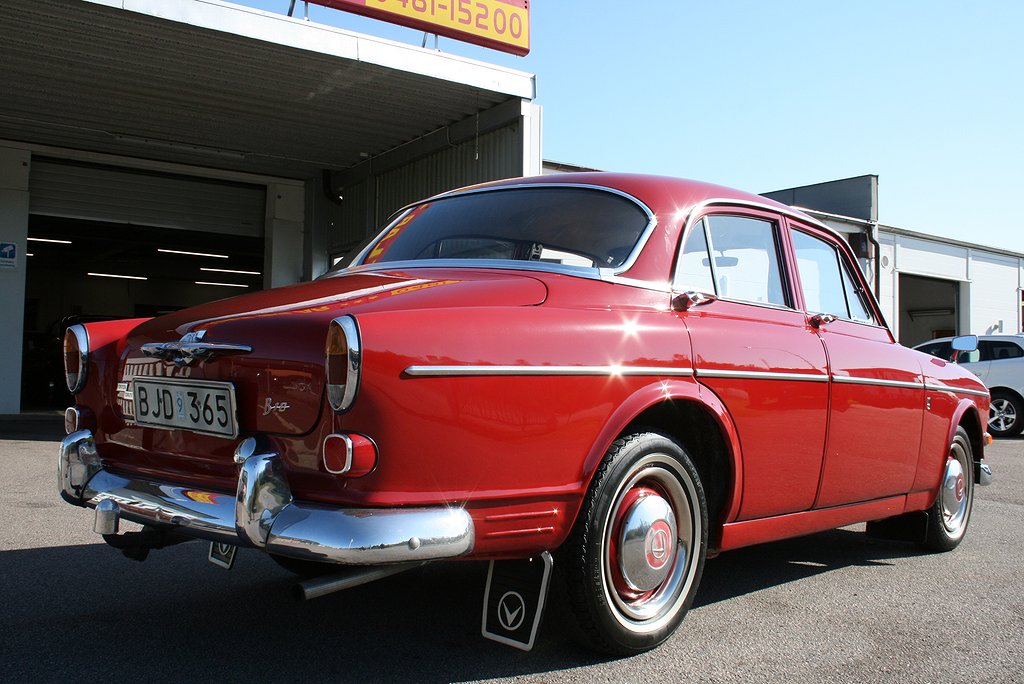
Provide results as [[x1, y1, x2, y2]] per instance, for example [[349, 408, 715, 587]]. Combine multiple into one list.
[[326, 315, 361, 413], [63, 324, 89, 394]]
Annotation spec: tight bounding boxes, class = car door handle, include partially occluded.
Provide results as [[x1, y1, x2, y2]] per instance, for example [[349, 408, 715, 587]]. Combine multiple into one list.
[[672, 291, 717, 312], [810, 313, 838, 328]]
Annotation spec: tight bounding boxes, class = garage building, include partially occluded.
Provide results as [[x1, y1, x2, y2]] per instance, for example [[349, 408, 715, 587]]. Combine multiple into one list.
[[764, 175, 1024, 347], [0, 0, 541, 414]]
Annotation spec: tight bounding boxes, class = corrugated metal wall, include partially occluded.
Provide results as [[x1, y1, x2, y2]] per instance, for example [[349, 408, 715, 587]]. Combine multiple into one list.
[[337, 178, 370, 254], [376, 125, 521, 220], [29, 159, 266, 236], [329, 123, 521, 257]]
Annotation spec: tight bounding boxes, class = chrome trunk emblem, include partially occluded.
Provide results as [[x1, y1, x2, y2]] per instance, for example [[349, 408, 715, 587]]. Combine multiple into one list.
[[141, 329, 252, 366]]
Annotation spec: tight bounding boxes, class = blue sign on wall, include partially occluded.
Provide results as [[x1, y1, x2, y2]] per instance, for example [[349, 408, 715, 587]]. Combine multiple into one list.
[[0, 242, 16, 269]]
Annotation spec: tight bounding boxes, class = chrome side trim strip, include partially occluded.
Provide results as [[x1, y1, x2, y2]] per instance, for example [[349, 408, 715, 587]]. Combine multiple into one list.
[[404, 365, 695, 377], [924, 383, 990, 398], [833, 376, 923, 391], [696, 369, 829, 382]]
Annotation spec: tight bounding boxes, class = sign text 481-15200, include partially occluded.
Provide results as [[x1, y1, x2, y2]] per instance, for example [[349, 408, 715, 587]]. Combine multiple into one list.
[[132, 378, 238, 438], [312, 0, 530, 56]]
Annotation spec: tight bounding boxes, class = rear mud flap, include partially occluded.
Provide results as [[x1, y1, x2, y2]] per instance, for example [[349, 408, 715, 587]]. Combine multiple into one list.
[[481, 551, 553, 651]]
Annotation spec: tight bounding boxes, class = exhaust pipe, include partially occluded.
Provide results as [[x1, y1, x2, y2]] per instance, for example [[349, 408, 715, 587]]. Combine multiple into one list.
[[295, 563, 423, 601]]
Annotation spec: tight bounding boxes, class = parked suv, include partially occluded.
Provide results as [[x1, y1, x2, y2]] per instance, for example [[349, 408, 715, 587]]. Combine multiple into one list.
[[915, 334, 1024, 437]]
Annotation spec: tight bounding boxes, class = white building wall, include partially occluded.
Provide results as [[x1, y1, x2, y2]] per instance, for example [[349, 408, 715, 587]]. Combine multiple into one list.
[[876, 233, 898, 330], [876, 227, 1024, 341], [895, 235, 969, 281], [0, 146, 30, 414], [968, 252, 1020, 335]]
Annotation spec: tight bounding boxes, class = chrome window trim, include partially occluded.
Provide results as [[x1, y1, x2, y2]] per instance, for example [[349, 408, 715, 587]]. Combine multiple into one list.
[[681, 198, 845, 244], [345, 183, 658, 277], [676, 199, 891, 330], [404, 365, 695, 378], [832, 376, 923, 391], [65, 324, 89, 394], [696, 369, 829, 383], [786, 226, 885, 329], [923, 383, 990, 398], [674, 209, 798, 313]]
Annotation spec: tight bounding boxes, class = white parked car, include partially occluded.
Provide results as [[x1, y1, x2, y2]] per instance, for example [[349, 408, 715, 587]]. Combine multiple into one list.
[[915, 334, 1024, 437]]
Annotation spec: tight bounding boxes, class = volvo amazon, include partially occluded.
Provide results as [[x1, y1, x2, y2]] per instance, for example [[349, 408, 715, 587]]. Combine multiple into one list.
[[59, 174, 992, 654]]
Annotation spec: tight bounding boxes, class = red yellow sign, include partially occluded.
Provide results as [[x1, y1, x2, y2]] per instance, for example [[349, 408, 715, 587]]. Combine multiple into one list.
[[308, 0, 530, 56]]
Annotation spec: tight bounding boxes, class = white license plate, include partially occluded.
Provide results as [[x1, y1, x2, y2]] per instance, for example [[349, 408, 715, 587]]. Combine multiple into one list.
[[132, 378, 238, 438]]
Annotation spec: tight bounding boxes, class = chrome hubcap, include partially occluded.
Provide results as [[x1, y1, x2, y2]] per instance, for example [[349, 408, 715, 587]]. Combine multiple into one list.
[[601, 455, 700, 630], [618, 492, 678, 592], [990, 398, 1017, 433], [941, 442, 971, 537]]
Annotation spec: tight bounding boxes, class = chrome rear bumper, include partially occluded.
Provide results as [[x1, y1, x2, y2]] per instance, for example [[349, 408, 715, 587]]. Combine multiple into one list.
[[59, 430, 474, 565]]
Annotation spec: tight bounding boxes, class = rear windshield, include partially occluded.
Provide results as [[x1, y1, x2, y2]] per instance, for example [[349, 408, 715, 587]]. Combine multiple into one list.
[[346, 187, 651, 270]]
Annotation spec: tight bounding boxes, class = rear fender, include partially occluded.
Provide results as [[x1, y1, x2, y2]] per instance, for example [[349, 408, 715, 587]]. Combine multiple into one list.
[[579, 378, 743, 521]]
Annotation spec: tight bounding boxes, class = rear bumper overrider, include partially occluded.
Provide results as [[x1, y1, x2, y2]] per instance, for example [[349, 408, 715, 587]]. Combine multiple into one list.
[[58, 430, 474, 564]]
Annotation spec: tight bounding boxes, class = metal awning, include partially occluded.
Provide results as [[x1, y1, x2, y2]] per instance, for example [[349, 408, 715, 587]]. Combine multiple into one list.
[[0, 0, 536, 179]]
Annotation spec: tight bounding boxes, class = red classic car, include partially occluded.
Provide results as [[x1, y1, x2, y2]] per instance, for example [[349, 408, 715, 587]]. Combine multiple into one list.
[[59, 173, 992, 655]]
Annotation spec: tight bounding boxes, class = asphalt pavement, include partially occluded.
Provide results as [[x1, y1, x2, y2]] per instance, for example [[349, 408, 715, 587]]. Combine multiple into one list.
[[1, 417, 1021, 683]]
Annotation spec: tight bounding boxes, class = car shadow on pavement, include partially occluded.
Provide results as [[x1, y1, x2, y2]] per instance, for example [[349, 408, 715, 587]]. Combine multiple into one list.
[[694, 526, 920, 609], [1, 526, 929, 682], [0, 417, 64, 443]]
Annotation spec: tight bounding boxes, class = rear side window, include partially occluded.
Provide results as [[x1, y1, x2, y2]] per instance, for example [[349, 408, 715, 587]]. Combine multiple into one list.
[[355, 187, 650, 269], [791, 229, 875, 324], [979, 341, 1024, 361]]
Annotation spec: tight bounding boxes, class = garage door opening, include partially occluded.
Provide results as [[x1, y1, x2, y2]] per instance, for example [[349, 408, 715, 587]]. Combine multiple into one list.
[[898, 274, 960, 347], [21, 216, 264, 410]]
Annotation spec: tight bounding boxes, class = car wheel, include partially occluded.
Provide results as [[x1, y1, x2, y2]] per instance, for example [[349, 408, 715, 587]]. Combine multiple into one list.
[[989, 391, 1024, 437], [922, 426, 974, 552], [560, 432, 707, 655]]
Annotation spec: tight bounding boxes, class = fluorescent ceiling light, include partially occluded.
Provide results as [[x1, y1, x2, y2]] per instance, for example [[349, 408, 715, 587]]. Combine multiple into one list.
[[158, 248, 229, 259], [28, 237, 72, 244], [200, 267, 261, 275], [26, 253, 34, 257], [196, 281, 248, 288], [88, 272, 147, 280]]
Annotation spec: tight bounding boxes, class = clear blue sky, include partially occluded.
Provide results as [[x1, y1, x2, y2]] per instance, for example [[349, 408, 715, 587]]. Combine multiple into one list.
[[238, 1, 1023, 254]]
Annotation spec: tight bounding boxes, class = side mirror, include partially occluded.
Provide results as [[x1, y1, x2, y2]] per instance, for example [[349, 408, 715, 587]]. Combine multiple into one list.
[[950, 334, 978, 363], [951, 335, 978, 352]]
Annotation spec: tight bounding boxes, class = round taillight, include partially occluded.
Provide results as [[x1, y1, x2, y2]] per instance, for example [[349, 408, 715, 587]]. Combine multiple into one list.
[[326, 316, 360, 412], [63, 325, 89, 394]]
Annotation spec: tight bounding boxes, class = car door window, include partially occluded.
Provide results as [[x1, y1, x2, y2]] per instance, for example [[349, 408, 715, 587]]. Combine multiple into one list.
[[674, 219, 716, 293], [979, 340, 1024, 362], [917, 341, 953, 360], [791, 229, 875, 323], [674, 215, 787, 306]]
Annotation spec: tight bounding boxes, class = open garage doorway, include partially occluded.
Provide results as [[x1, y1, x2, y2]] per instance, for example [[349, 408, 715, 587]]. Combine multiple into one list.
[[898, 274, 961, 347], [21, 216, 264, 410]]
